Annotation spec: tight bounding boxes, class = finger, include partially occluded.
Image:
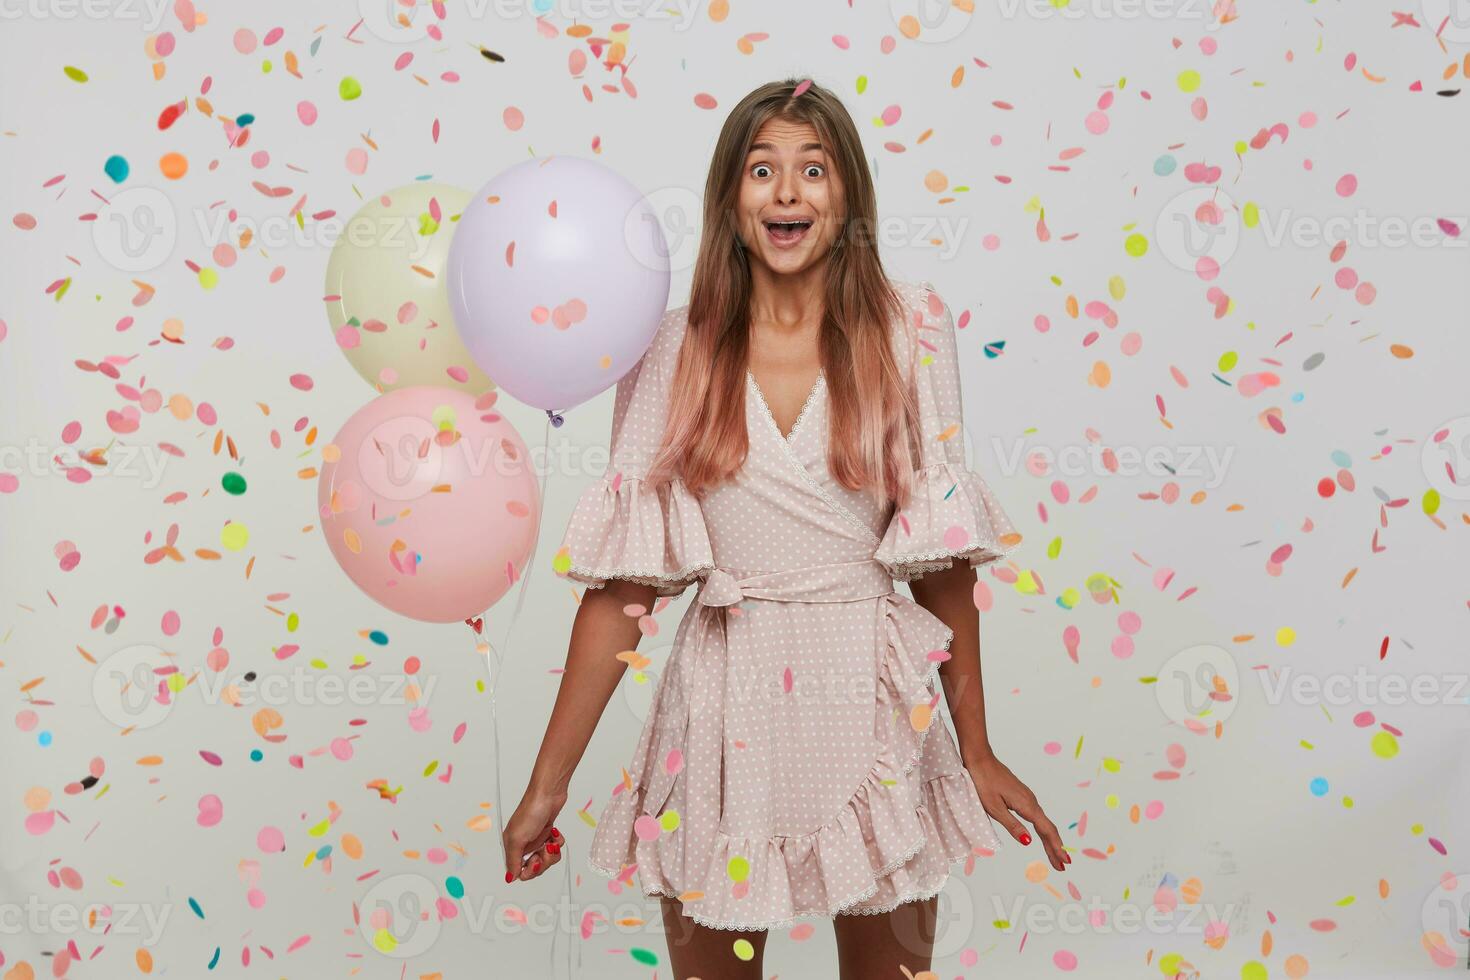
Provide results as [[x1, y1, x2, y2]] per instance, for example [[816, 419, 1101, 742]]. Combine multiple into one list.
[[980, 790, 1031, 844], [503, 835, 527, 883], [1020, 810, 1067, 872], [1003, 794, 1049, 848], [1038, 822, 1066, 868], [519, 841, 560, 881], [539, 841, 565, 874]]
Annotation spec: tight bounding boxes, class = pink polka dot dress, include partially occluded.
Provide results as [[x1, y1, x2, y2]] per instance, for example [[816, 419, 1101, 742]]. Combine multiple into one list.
[[559, 278, 1022, 931]]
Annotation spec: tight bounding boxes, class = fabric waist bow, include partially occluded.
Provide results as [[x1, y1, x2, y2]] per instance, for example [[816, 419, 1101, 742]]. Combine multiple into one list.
[[638, 559, 897, 819]]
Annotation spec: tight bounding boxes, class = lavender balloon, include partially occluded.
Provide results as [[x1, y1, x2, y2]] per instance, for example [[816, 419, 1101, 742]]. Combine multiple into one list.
[[446, 156, 672, 412]]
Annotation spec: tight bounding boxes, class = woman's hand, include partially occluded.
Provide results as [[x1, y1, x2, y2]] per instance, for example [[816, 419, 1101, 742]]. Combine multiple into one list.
[[968, 754, 1071, 873], [500, 582, 657, 885], [502, 787, 566, 883]]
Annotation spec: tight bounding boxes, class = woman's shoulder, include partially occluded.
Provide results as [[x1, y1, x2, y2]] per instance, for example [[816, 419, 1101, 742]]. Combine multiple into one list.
[[885, 276, 948, 322], [882, 276, 954, 360], [644, 303, 691, 365]]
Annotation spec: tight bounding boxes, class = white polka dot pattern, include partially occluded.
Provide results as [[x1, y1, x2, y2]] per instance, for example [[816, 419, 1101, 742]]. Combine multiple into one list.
[[873, 279, 1024, 581], [560, 279, 1015, 931]]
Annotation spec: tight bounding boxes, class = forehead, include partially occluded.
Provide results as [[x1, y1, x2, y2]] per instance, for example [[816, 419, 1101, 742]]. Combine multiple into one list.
[[747, 118, 824, 154]]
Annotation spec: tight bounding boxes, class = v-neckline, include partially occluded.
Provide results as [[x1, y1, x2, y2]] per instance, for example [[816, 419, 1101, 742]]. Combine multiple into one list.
[[747, 370, 824, 443]]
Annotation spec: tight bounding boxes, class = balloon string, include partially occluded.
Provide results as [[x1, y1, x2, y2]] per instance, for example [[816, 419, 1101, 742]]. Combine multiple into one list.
[[475, 411, 578, 978], [556, 843, 578, 979], [484, 410, 553, 828]]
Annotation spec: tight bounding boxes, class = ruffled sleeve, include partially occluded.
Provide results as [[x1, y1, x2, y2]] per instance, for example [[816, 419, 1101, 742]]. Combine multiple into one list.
[[874, 280, 1022, 583], [557, 307, 715, 597]]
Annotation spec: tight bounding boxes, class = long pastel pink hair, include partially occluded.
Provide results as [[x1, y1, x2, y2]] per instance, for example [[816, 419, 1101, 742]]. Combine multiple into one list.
[[646, 77, 925, 512]]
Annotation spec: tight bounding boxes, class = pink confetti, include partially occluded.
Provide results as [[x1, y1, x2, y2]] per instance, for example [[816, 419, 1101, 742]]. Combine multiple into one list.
[[633, 814, 661, 841], [197, 794, 224, 827]]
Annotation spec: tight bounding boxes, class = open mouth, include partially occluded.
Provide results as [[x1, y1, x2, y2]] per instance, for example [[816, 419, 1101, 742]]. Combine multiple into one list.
[[762, 218, 813, 246]]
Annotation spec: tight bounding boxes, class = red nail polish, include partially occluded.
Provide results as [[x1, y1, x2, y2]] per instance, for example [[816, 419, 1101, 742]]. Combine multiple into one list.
[[505, 870, 514, 883], [1019, 832, 1032, 845], [531, 860, 541, 873], [551, 826, 561, 838], [547, 842, 560, 854]]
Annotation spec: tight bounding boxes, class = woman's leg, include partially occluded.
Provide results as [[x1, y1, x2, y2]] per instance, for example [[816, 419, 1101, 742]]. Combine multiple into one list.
[[659, 897, 769, 980], [832, 896, 940, 980]]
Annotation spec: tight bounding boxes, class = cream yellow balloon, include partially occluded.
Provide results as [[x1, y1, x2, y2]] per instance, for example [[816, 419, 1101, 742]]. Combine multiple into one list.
[[324, 182, 495, 393]]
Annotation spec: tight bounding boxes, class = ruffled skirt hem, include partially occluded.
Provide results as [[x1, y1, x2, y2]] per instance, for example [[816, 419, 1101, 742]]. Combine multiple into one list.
[[583, 593, 1004, 932]]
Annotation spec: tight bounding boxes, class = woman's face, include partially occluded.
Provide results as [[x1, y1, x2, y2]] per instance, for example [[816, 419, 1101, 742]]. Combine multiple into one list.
[[735, 117, 846, 277]]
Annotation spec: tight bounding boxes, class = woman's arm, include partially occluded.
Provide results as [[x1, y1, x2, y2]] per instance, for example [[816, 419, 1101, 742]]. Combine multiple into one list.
[[502, 578, 655, 882], [910, 562, 1071, 873]]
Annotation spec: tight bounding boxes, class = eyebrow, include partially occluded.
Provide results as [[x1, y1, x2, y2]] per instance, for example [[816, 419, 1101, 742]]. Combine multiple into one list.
[[748, 141, 825, 153]]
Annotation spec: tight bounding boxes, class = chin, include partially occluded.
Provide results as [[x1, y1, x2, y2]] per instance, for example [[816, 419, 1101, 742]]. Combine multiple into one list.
[[758, 247, 829, 275]]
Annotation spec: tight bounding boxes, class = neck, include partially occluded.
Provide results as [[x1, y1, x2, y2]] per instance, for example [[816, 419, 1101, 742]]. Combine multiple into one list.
[[747, 260, 827, 330]]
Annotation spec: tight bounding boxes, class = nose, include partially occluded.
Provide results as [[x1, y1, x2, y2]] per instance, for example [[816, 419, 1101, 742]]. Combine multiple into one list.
[[775, 168, 800, 206]]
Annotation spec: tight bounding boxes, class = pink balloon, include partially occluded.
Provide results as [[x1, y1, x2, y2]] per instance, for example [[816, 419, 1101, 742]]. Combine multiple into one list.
[[317, 386, 540, 623], [446, 155, 671, 412]]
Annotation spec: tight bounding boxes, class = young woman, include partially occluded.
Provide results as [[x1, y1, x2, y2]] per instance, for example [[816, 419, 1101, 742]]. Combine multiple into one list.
[[502, 77, 1068, 979]]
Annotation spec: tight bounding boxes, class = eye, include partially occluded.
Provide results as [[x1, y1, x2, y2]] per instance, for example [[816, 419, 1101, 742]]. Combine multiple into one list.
[[751, 163, 773, 179], [804, 163, 825, 179]]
